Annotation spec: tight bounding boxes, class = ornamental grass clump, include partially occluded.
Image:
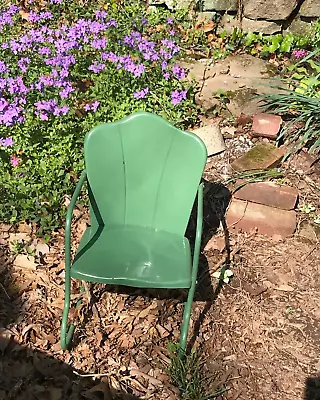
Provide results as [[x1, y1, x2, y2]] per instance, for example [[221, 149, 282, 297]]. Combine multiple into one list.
[[0, 0, 199, 234]]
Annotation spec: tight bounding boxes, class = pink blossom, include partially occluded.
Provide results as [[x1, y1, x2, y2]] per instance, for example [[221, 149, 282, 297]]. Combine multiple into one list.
[[292, 49, 307, 59], [10, 156, 20, 167]]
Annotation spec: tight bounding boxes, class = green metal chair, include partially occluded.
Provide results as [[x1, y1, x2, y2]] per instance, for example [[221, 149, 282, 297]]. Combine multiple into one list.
[[61, 111, 207, 353]]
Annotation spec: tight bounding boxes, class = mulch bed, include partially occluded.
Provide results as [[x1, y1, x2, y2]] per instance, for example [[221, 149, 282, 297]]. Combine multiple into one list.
[[1, 135, 320, 400]]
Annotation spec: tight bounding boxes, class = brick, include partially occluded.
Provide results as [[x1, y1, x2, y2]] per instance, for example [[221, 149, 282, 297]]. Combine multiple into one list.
[[252, 113, 282, 139], [234, 182, 298, 210], [231, 143, 286, 171], [226, 198, 296, 237]]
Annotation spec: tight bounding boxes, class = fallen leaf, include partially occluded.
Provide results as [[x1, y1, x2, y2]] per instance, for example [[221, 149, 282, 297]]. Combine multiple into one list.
[[200, 21, 214, 33], [137, 302, 157, 319], [19, 10, 29, 20], [276, 284, 294, 292], [204, 236, 225, 252]]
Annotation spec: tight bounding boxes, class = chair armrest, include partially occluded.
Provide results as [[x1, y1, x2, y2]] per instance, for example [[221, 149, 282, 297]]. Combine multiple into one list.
[[191, 183, 204, 285], [65, 170, 87, 270]]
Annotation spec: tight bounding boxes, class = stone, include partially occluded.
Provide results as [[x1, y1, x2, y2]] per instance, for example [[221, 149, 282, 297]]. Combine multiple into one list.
[[252, 113, 282, 139], [35, 241, 50, 256], [189, 55, 286, 117], [291, 150, 320, 175], [231, 143, 286, 171], [286, 16, 313, 35], [203, 0, 237, 11], [197, 12, 216, 24], [300, 0, 320, 17], [13, 254, 37, 270], [297, 220, 320, 243], [234, 182, 299, 210], [192, 124, 226, 156], [226, 198, 296, 237], [164, 0, 193, 9], [149, 0, 193, 8], [243, 0, 296, 20], [216, 14, 240, 35], [241, 18, 282, 34]]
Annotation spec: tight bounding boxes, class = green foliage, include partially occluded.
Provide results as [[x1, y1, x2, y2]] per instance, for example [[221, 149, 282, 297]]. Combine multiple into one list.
[[222, 29, 305, 57], [0, 0, 200, 235], [167, 342, 226, 400], [263, 89, 320, 157]]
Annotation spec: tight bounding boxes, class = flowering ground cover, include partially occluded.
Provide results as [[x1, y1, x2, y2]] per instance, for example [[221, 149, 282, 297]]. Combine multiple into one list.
[[0, 0, 199, 236]]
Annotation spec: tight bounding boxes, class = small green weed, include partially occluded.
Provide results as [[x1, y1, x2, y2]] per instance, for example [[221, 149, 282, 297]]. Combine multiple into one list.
[[224, 168, 283, 191], [10, 239, 36, 256], [167, 342, 226, 400]]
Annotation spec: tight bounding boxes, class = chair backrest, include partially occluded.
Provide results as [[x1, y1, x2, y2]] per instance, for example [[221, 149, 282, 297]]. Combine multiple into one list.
[[84, 111, 207, 236]]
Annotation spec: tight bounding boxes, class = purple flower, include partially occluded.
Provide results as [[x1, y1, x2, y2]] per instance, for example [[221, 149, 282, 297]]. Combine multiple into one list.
[[0, 137, 14, 147], [161, 39, 180, 54], [91, 38, 108, 50], [169, 30, 175, 36], [28, 11, 40, 23], [88, 61, 105, 73], [141, 17, 148, 25], [53, 105, 70, 116], [39, 112, 49, 121], [172, 65, 186, 80], [84, 102, 100, 112], [171, 89, 187, 105], [8, 5, 20, 14], [0, 100, 24, 126], [133, 87, 149, 99], [39, 12, 53, 20], [59, 86, 74, 98], [133, 64, 145, 77], [106, 19, 117, 28], [292, 49, 307, 59], [167, 17, 173, 24], [50, 0, 63, 3], [38, 47, 51, 56], [95, 10, 107, 20], [163, 72, 170, 80], [91, 101, 100, 112], [0, 61, 8, 74], [102, 51, 119, 63], [17, 57, 31, 73]]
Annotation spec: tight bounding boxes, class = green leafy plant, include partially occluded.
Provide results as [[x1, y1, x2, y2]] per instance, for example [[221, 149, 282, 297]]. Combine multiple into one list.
[[261, 49, 320, 157], [212, 268, 233, 284], [263, 86, 320, 157], [313, 214, 320, 224], [299, 203, 316, 214], [221, 29, 305, 58], [0, 0, 200, 235]]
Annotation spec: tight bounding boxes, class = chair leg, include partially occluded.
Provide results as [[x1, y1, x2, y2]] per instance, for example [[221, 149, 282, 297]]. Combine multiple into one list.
[[179, 286, 195, 358], [60, 275, 75, 351]]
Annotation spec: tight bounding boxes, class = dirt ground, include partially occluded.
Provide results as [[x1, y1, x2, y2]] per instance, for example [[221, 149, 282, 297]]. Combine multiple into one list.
[[1, 129, 320, 400]]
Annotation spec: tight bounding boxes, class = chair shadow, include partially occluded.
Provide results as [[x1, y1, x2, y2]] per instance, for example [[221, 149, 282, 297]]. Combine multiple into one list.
[[305, 376, 320, 400], [72, 178, 231, 352], [187, 179, 232, 351], [0, 265, 141, 400]]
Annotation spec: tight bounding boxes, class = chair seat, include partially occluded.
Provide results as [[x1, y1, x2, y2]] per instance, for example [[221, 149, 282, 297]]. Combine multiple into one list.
[[71, 225, 192, 288]]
